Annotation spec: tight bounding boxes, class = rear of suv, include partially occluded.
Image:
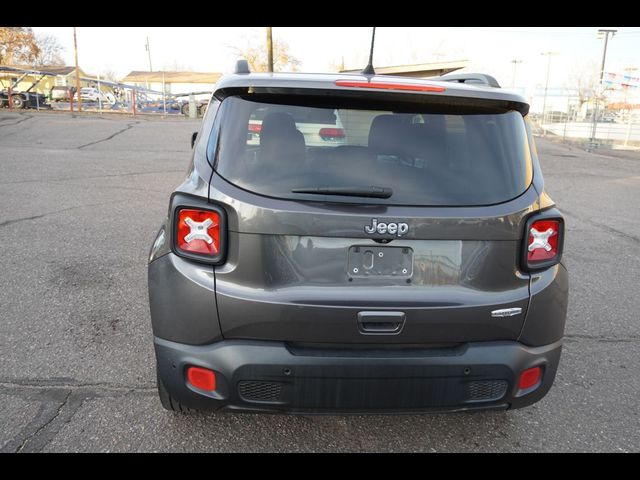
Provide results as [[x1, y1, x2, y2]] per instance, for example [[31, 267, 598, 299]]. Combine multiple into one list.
[[148, 65, 568, 414]]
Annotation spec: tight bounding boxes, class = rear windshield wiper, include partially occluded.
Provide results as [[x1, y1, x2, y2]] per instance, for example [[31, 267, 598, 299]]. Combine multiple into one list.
[[291, 186, 393, 199]]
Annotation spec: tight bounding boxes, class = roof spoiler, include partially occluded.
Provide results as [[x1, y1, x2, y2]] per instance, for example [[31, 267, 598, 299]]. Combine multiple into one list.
[[436, 73, 501, 88]]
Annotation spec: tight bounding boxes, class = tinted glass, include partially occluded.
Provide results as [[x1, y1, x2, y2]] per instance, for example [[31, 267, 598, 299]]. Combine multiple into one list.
[[211, 96, 532, 206]]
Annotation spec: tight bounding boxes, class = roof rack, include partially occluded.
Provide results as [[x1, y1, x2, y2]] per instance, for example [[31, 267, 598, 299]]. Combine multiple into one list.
[[436, 73, 501, 88]]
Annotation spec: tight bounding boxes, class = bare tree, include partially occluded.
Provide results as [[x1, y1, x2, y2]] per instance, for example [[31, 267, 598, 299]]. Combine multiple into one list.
[[101, 68, 119, 82], [566, 60, 601, 112], [161, 59, 194, 72], [0, 27, 40, 65], [34, 33, 65, 66], [231, 38, 301, 73]]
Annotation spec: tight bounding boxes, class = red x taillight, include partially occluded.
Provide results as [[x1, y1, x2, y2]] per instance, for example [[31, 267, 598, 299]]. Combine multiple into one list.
[[523, 216, 564, 271], [173, 207, 226, 264], [528, 220, 560, 263]]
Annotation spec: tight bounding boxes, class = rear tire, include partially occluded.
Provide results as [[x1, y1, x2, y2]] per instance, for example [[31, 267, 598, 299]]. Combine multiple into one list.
[[157, 366, 194, 414]]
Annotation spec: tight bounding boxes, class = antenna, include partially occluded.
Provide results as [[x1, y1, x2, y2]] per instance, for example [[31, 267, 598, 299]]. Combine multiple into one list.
[[361, 27, 376, 75]]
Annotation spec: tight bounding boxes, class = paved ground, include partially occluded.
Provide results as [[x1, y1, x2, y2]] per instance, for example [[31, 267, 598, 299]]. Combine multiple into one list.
[[1, 111, 639, 452]]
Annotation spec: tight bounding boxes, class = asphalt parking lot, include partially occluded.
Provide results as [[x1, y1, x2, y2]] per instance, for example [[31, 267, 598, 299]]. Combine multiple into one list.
[[1, 111, 639, 452]]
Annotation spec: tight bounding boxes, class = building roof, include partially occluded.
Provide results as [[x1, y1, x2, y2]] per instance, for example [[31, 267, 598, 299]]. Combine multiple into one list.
[[340, 60, 468, 78], [122, 71, 222, 84], [0, 65, 82, 76]]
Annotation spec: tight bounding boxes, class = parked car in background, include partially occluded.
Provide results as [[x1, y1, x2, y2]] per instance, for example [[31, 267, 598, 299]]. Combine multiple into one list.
[[1, 89, 48, 109], [76, 87, 114, 104], [247, 104, 347, 147], [50, 86, 76, 102]]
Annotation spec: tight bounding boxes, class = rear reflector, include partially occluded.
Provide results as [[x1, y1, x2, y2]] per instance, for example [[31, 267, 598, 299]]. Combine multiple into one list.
[[519, 366, 542, 390], [319, 127, 345, 139], [176, 208, 220, 257], [187, 366, 216, 391], [335, 80, 446, 92]]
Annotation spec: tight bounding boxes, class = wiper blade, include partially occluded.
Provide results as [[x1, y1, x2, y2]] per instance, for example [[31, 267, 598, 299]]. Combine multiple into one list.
[[291, 186, 393, 199]]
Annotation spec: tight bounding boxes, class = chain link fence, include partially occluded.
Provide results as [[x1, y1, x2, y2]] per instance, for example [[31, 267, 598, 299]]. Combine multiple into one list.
[[531, 95, 640, 151]]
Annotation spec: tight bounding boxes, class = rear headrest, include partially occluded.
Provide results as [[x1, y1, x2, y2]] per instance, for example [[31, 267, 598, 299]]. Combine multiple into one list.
[[260, 112, 298, 145], [368, 114, 405, 154]]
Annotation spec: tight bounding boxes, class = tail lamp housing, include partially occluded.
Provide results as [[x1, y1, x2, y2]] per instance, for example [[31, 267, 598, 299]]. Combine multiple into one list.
[[522, 211, 564, 272], [172, 204, 227, 265]]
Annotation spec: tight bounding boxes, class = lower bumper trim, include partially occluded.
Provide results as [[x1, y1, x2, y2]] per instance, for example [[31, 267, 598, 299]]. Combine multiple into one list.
[[154, 337, 562, 413]]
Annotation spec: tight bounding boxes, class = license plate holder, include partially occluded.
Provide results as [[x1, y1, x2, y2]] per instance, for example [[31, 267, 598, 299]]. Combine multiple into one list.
[[347, 246, 413, 278]]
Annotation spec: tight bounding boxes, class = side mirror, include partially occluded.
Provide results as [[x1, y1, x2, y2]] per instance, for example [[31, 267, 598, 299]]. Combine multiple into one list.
[[191, 132, 198, 149]]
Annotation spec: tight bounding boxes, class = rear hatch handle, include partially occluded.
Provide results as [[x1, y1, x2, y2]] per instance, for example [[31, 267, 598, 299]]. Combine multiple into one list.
[[358, 311, 405, 335]]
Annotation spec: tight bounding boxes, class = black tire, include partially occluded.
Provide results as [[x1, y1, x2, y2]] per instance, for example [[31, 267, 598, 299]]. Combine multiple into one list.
[[0, 97, 6, 108], [157, 366, 194, 414], [11, 95, 25, 109]]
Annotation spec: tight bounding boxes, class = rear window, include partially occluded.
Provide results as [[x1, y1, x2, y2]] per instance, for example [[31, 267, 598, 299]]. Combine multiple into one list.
[[210, 95, 532, 206]]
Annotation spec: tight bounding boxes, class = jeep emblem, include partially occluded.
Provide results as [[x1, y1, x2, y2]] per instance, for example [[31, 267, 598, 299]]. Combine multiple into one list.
[[364, 219, 409, 237]]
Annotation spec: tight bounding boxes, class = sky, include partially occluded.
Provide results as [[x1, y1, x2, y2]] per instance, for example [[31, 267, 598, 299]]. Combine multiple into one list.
[[32, 27, 640, 97]]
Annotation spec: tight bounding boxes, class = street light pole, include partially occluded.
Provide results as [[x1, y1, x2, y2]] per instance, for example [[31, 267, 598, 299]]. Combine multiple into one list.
[[589, 29, 617, 149], [73, 27, 82, 112], [511, 59, 522, 88], [540, 52, 557, 136]]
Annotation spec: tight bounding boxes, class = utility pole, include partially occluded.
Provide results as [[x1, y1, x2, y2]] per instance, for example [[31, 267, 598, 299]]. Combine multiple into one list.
[[540, 52, 558, 135], [589, 29, 617, 149], [510, 59, 522, 88], [145, 36, 153, 72], [73, 27, 82, 112], [266, 27, 273, 73], [145, 36, 153, 90]]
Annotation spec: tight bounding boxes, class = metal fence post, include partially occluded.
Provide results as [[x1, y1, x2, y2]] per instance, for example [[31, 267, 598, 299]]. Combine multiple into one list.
[[624, 113, 633, 147], [162, 71, 167, 117], [189, 94, 197, 118], [97, 72, 102, 114]]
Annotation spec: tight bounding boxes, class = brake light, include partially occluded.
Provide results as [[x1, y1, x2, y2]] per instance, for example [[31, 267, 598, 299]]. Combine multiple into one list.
[[187, 366, 216, 391], [248, 123, 262, 133], [519, 366, 542, 390], [528, 220, 560, 263], [335, 80, 446, 92], [319, 127, 345, 139], [522, 218, 564, 270], [176, 208, 220, 256]]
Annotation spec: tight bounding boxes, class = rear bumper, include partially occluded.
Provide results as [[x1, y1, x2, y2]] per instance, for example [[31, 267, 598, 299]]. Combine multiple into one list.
[[154, 337, 562, 414]]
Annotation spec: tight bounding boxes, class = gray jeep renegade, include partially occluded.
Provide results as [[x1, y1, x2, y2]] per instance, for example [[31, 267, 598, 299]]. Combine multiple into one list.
[[148, 63, 568, 414]]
